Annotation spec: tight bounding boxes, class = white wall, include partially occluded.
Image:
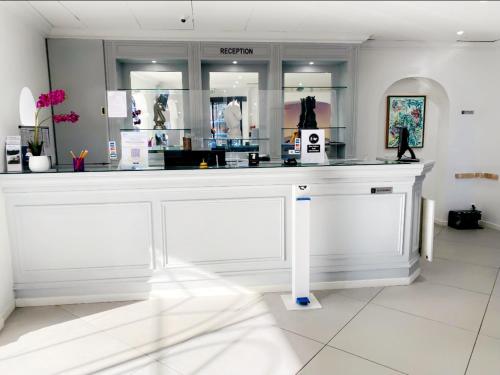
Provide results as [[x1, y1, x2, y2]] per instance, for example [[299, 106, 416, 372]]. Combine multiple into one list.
[[356, 41, 500, 226], [0, 3, 49, 328]]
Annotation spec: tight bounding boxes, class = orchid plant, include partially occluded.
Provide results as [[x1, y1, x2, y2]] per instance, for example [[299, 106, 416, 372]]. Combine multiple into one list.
[[31, 89, 79, 156]]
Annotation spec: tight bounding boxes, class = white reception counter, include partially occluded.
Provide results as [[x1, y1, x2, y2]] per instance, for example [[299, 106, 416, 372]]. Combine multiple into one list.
[[0, 161, 434, 306]]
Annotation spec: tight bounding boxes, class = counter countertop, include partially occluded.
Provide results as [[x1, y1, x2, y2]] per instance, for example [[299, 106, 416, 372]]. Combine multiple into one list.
[[1, 159, 422, 176]]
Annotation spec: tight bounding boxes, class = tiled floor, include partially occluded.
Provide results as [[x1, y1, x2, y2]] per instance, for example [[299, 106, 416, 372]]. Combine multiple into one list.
[[1, 226, 500, 374]]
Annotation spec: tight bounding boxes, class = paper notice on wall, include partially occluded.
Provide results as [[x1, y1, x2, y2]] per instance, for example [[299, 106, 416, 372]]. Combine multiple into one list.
[[301, 129, 326, 164], [120, 132, 148, 169], [107, 91, 127, 118]]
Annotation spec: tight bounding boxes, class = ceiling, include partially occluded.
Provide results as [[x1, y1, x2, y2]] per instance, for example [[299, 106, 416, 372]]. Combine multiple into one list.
[[8, 1, 500, 43]]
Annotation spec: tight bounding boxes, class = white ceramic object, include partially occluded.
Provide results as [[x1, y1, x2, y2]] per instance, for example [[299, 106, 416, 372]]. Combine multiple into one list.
[[29, 156, 51, 172], [19, 87, 36, 126]]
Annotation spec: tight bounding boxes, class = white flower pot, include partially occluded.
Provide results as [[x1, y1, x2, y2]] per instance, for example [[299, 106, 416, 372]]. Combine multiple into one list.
[[29, 155, 51, 172]]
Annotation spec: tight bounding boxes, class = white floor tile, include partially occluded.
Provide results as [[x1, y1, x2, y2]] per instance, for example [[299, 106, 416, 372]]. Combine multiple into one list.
[[493, 271, 500, 297], [466, 335, 500, 375], [0, 313, 149, 375], [439, 227, 500, 250], [0, 306, 77, 346], [261, 290, 366, 343], [61, 301, 138, 318], [372, 278, 490, 331], [420, 257, 498, 294], [329, 304, 476, 375], [76, 295, 265, 356], [94, 356, 181, 375], [434, 239, 500, 267], [333, 287, 383, 303], [153, 324, 322, 375], [298, 346, 403, 375], [434, 224, 445, 238], [480, 296, 500, 339]]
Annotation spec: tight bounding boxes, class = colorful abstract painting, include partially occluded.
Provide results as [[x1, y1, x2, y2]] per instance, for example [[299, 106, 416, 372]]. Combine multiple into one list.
[[386, 96, 426, 148]]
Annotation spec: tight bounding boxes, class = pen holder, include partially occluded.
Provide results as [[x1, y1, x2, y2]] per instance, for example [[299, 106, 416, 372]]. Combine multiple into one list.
[[72, 158, 85, 172]]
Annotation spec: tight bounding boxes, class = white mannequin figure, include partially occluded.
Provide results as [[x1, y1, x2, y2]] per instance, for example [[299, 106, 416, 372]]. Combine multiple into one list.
[[224, 99, 242, 138]]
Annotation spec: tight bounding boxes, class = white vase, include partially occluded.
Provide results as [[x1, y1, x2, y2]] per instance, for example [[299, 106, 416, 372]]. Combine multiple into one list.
[[29, 155, 51, 172]]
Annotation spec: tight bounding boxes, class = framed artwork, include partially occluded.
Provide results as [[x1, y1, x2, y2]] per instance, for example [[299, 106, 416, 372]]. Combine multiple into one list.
[[386, 95, 426, 148]]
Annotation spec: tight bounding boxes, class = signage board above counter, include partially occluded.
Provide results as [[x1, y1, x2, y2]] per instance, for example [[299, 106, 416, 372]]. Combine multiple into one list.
[[219, 47, 254, 55], [201, 43, 272, 59]]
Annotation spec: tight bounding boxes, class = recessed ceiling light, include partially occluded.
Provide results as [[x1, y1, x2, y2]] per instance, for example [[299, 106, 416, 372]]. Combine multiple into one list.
[[456, 30, 465, 36], [235, 81, 239, 84], [151, 60, 157, 63], [309, 61, 314, 65], [232, 60, 238, 64], [232, 85, 236, 88], [299, 82, 303, 86]]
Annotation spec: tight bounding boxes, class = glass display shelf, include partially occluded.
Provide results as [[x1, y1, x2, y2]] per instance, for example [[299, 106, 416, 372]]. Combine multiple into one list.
[[282, 86, 348, 89], [109, 89, 190, 133], [281, 126, 346, 129], [0, 159, 414, 175], [120, 128, 192, 131], [202, 138, 270, 153], [119, 128, 193, 153], [116, 88, 189, 91], [149, 145, 184, 153]]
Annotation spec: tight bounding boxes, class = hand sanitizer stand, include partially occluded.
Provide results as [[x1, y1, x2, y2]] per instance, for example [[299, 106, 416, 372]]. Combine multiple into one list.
[[281, 185, 322, 310]]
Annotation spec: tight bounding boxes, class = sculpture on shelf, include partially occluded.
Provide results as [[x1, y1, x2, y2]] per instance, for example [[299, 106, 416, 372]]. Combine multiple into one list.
[[297, 98, 306, 129], [131, 97, 141, 129], [153, 94, 168, 130], [303, 96, 318, 129], [290, 96, 318, 144], [397, 127, 419, 162]]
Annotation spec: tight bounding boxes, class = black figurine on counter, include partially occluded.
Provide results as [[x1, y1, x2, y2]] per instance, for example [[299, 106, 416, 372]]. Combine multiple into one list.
[[397, 127, 419, 162]]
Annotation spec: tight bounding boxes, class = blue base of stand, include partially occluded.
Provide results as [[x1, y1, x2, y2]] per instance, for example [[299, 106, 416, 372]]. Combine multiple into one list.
[[296, 297, 310, 306]]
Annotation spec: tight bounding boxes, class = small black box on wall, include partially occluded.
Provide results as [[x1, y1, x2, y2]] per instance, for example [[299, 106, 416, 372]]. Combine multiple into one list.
[[448, 206, 482, 230]]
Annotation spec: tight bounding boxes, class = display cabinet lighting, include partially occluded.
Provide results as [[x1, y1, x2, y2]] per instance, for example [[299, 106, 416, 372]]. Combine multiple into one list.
[[151, 60, 157, 63], [232, 60, 238, 64], [309, 61, 314, 65]]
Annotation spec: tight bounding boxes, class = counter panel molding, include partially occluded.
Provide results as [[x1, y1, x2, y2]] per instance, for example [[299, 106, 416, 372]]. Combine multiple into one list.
[[162, 196, 285, 265], [0, 162, 434, 305], [310, 193, 405, 256]]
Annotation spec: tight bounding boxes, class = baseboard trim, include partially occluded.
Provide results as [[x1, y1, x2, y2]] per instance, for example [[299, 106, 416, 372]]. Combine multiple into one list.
[[0, 299, 16, 331], [15, 268, 421, 306], [435, 218, 500, 231], [434, 219, 447, 226], [480, 220, 500, 231], [15, 292, 149, 307]]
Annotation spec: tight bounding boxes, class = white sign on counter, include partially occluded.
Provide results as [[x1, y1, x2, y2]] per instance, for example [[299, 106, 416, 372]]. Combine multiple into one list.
[[107, 91, 127, 118], [120, 132, 148, 169], [300, 129, 326, 164]]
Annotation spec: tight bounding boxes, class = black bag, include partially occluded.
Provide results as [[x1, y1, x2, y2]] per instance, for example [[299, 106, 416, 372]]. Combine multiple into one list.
[[448, 205, 482, 229]]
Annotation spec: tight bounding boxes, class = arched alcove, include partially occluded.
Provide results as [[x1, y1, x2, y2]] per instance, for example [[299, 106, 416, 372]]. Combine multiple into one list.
[[378, 77, 450, 220]]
